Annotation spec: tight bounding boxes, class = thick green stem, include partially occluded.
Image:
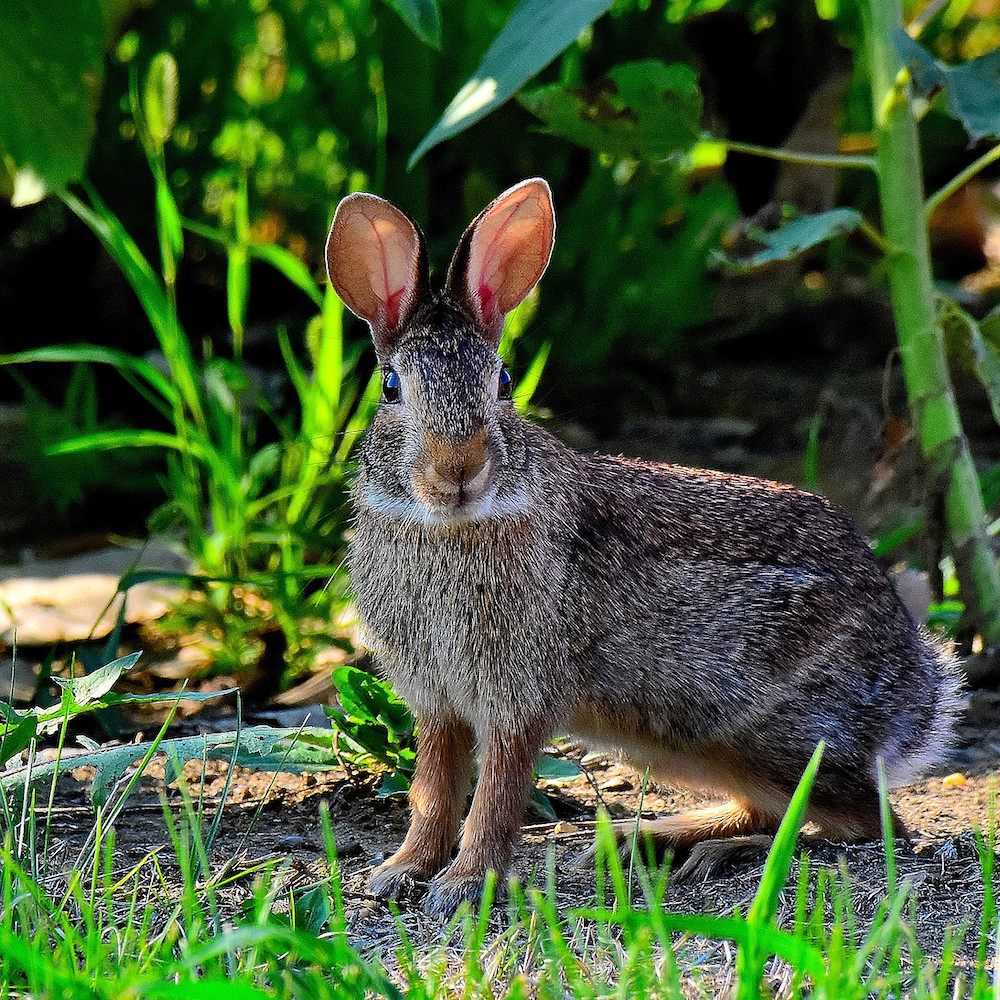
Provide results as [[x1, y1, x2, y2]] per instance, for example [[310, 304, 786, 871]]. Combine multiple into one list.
[[863, 1, 1000, 647]]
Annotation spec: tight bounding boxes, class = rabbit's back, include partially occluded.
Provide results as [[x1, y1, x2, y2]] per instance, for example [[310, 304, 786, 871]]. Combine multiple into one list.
[[561, 449, 960, 800]]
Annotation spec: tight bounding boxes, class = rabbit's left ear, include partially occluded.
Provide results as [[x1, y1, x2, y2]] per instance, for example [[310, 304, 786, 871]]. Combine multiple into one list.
[[446, 178, 555, 346]]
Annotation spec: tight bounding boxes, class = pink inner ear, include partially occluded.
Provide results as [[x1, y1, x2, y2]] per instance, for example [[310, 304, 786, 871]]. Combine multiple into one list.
[[466, 182, 554, 332], [327, 194, 422, 343], [477, 283, 497, 326], [384, 287, 404, 330]]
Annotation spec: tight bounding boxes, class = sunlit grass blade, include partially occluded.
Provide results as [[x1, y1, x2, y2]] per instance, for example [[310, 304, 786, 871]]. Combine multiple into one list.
[[737, 740, 824, 998], [0, 345, 179, 411], [514, 340, 550, 415], [250, 242, 324, 307]]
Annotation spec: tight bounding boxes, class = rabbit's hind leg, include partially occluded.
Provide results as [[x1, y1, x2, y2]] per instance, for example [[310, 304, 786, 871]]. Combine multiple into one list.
[[578, 798, 778, 871], [628, 797, 779, 852]]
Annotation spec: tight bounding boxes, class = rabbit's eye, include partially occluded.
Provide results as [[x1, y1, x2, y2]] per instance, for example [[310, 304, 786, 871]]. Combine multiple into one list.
[[498, 366, 512, 400], [382, 369, 401, 403]]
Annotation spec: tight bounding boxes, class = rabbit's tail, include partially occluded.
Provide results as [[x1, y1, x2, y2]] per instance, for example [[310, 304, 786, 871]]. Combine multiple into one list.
[[878, 632, 966, 787]]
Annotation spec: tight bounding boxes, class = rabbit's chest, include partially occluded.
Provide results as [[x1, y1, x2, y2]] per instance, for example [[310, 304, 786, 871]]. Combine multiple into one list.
[[349, 518, 559, 722]]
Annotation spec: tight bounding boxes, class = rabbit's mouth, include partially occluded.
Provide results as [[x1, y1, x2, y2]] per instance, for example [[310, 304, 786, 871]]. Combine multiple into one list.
[[412, 454, 495, 518]]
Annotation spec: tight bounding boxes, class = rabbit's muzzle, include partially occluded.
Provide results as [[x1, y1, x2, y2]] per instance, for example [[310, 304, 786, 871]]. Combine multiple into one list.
[[414, 429, 494, 513]]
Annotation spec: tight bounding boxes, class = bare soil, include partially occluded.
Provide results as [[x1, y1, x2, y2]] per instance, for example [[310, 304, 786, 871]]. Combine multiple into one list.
[[34, 689, 999, 984]]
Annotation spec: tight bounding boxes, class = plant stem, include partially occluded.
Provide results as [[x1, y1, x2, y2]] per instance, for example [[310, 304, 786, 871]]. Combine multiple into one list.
[[863, 0, 1000, 648], [924, 141, 1000, 221], [720, 139, 877, 172]]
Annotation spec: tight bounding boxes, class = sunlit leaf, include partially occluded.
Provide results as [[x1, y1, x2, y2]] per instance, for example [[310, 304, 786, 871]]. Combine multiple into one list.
[[520, 60, 702, 160], [720, 208, 864, 269], [410, 0, 615, 166], [51, 652, 142, 706], [0, 0, 106, 199], [0, 726, 342, 808], [895, 30, 1000, 141], [536, 752, 581, 780]]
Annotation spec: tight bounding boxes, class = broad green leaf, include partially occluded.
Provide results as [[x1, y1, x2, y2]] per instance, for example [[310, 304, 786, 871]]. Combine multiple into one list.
[[520, 60, 702, 160], [536, 752, 581, 780], [0, 714, 38, 767], [721, 208, 864, 269], [51, 652, 142, 706], [0, 726, 341, 807], [528, 785, 558, 822], [0, 0, 106, 199], [382, 0, 441, 48], [895, 30, 1000, 142], [410, 0, 615, 166]]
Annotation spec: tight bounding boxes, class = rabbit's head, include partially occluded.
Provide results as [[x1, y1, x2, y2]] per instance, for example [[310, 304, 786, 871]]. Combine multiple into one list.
[[326, 179, 555, 524]]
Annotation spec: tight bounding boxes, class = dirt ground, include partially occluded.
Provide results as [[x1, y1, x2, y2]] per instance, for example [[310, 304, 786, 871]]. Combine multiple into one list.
[[31, 685, 999, 986]]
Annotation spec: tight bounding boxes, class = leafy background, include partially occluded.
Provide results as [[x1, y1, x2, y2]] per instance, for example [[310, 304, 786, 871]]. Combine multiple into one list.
[[1, 0, 1000, 679]]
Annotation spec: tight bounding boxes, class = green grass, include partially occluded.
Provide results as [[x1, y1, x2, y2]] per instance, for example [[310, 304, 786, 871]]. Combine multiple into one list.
[[1, 741, 996, 999]]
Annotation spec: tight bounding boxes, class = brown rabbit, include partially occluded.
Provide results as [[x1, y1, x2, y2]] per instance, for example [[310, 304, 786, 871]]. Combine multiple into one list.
[[325, 178, 961, 916]]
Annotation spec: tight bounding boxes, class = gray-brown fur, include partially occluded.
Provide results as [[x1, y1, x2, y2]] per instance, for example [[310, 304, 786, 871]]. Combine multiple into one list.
[[326, 178, 962, 916]]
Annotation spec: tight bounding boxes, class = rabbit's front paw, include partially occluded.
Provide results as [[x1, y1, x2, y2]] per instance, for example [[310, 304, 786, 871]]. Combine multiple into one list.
[[366, 860, 430, 902], [422, 865, 502, 917]]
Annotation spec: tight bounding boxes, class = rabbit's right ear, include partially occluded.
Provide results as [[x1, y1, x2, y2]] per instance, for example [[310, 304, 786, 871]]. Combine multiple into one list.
[[326, 193, 429, 354]]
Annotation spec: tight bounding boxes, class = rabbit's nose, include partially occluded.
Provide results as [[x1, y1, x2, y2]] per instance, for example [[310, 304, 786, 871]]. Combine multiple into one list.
[[421, 430, 492, 502]]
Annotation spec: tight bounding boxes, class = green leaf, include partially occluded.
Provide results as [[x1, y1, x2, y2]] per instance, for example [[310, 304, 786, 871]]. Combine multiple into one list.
[[520, 60, 702, 160], [894, 30, 1000, 142], [382, 0, 441, 48], [47, 428, 206, 458], [0, 344, 179, 409], [536, 752, 582, 780], [250, 243, 323, 307], [410, 0, 615, 166], [0, 714, 38, 768], [51, 652, 142, 706], [720, 208, 864, 269], [0, 0, 106, 199], [0, 726, 341, 807]]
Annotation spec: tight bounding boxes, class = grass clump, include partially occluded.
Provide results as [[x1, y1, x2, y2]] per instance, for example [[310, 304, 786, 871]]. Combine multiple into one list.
[[1, 739, 996, 999]]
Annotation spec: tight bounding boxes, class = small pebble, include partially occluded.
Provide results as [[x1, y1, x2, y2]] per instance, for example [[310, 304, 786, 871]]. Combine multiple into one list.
[[600, 776, 633, 791]]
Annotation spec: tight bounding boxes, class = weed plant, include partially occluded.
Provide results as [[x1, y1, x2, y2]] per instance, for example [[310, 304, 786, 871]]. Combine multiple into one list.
[[1, 59, 378, 680], [1, 740, 996, 999]]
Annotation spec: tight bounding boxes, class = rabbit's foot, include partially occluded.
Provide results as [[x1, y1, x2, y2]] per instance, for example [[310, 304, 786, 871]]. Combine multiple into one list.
[[423, 865, 503, 917], [366, 860, 433, 902], [576, 799, 777, 869], [671, 834, 774, 883]]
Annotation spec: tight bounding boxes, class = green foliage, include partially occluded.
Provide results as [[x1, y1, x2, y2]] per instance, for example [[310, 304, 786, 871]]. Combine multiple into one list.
[[325, 665, 416, 788], [1, 720, 344, 809], [3, 732, 996, 999], [384, 0, 443, 48], [719, 208, 865, 269], [410, 0, 616, 165], [520, 60, 702, 161], [2, 62, 380, 674], [0, 0, 106, 200], [895, 29, 1000, 142]]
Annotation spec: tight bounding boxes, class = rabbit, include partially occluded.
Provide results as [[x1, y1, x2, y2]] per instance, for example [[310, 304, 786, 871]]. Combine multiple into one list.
[[325, 177, 962, 916]]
